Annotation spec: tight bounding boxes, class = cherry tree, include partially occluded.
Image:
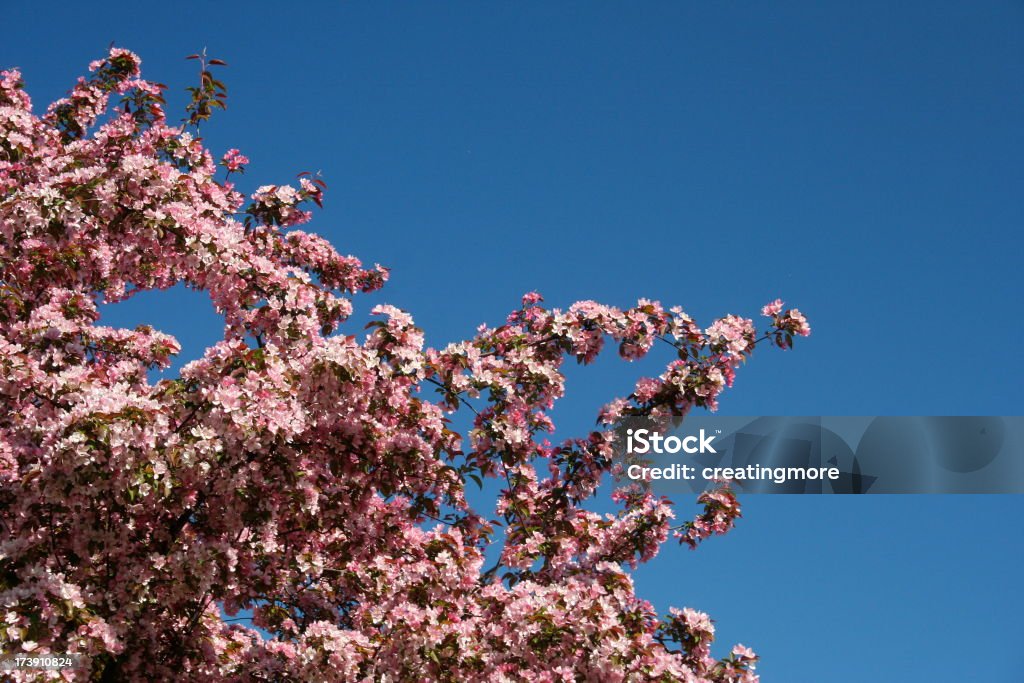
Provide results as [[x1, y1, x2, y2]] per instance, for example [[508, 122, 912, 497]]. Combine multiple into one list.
[[0, 49, 810, 681]]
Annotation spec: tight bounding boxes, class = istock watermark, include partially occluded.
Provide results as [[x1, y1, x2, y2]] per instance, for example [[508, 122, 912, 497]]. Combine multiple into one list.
[[611, 416, 1024, 494], [625, 428, 719, 454]]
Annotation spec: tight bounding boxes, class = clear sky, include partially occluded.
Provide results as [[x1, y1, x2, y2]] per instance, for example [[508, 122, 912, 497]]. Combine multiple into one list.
[[5, 2, 1023, 680]]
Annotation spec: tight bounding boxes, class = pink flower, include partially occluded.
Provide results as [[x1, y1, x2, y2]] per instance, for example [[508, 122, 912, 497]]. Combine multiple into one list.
[[732, 643, 758, 660], [761, 298, 784, 317], [634, 377, 663, 403], [521, 291, 543, 306], [221, 148, 249, 172], [787, 308, 812, 336], [598, 398, 628, 424]]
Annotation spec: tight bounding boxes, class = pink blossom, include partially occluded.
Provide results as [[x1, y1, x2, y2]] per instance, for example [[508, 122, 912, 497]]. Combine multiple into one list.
[[221, 148, 249, 172], [521, 291, 543, 306], [761, 298, 784, 317], [0, 48, 810, 682]]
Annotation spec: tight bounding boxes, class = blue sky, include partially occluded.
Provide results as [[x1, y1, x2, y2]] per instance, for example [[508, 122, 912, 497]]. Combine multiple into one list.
[[5, 2, 1023, 680]]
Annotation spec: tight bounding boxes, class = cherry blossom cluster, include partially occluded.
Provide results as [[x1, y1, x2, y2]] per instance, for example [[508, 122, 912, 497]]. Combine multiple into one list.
[[673, 487, 743, 550], [0, 49, 809, 681], [220, 148, 249, 173], [761, 299, 811, 350]]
